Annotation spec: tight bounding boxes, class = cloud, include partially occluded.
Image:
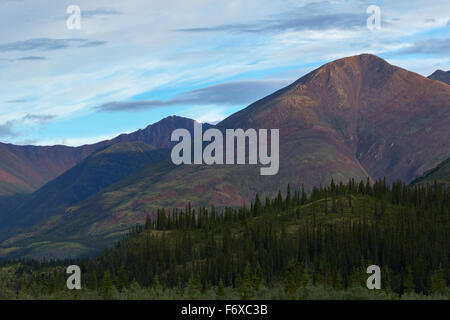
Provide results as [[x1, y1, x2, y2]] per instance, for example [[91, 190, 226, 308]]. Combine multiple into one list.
[[0, 121, 17, 138], [176, 12, 367, 34], [96, 79, 292, 112], [22, 114, 56, 124], [400, 38, 450, 55], [15, 56, 48, 61], [6, 98, 30, 103], [78, 41, 108, 48], [0, 38, 101, 52]]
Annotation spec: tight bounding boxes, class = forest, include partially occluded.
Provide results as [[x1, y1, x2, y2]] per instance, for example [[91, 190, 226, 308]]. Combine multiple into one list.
[[1, 178, 449, 300]]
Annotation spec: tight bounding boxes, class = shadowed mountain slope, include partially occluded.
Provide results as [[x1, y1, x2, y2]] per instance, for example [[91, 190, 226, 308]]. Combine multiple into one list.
[[428, 70, 450, 85]]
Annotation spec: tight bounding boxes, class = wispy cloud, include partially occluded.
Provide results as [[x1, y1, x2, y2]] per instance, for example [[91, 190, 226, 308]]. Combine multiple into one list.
[[78, 41, 108, 48], [96, 79, 292, 112], [400, 38, 450, 55], [15, 56, 48, 61], [0, 38, 104, 52], [6, 98, 31, 103], [176, 13, 367, 34]]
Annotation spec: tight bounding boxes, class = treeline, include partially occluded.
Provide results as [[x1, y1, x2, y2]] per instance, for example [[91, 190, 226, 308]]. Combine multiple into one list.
[[1, 178, 450, 299]]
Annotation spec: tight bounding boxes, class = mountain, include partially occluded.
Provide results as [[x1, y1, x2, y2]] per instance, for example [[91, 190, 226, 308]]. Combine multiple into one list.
[[1, 54, 450, 259], [0, 142, 108, 196], [428, 70, 450, 85], [0, 116, 201, 197], [411, 157, 450, 186], [0, 116, 199, 239], [0, 142, 168, 240]]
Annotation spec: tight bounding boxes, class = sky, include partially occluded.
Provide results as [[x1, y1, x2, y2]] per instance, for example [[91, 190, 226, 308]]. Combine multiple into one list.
[[0, 0, 449, 146]]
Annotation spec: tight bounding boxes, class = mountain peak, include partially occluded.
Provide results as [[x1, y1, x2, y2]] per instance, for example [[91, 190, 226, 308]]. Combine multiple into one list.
[[111, 115, 198, 149], [328, 53, 387, 66]]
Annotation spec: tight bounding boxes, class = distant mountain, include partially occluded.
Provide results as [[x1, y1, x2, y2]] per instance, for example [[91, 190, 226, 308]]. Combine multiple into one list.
[[0, 142, 108, 196], [411, 157, 450, 186], [428, 70, 450, 85], [0, 142, 167, 240], [2, 54, 450, 259], [0, 116, 199, 196], [0, 116, 199, 239]]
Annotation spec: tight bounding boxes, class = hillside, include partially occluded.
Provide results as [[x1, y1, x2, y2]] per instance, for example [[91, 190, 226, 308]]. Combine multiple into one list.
[[411, 157, 450, 185]]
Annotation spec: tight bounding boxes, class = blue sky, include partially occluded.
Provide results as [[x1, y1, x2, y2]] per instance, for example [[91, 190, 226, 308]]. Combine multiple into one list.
[[0, 0, 449, 146]]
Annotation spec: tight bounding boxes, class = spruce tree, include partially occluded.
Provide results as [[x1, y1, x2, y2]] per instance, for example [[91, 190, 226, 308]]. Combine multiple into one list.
[[102, 270, 114, 299]]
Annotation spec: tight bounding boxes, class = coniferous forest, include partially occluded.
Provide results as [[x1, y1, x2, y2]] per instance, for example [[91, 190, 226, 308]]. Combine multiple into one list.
[[1, 178, 450, 300]]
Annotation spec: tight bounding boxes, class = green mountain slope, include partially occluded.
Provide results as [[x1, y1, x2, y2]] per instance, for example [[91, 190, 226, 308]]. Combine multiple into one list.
[[411, 157, 450, 185]]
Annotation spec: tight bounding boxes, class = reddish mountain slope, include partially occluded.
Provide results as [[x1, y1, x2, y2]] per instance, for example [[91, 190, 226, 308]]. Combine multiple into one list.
[[220, 54, 450, 183], [0, 142, 107, 196]]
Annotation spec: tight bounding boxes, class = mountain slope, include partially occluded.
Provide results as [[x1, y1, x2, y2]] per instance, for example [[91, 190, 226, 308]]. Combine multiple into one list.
[[0, 142, 168, 239], [411, 157, 450, 185], [0, 116, 200, 196], [0, 142, 108, 196], [428, 70, 450, 85]]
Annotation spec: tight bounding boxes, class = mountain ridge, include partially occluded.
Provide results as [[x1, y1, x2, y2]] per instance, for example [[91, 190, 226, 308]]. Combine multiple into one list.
[[0, 115, 200, 196]]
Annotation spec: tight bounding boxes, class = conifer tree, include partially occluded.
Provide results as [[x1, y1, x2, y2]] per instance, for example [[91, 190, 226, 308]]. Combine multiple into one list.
[[118, 266, 128, 292], [217, 279, 225, 298], [102, 270, 114, 299], [404, 267, 415, 294]]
